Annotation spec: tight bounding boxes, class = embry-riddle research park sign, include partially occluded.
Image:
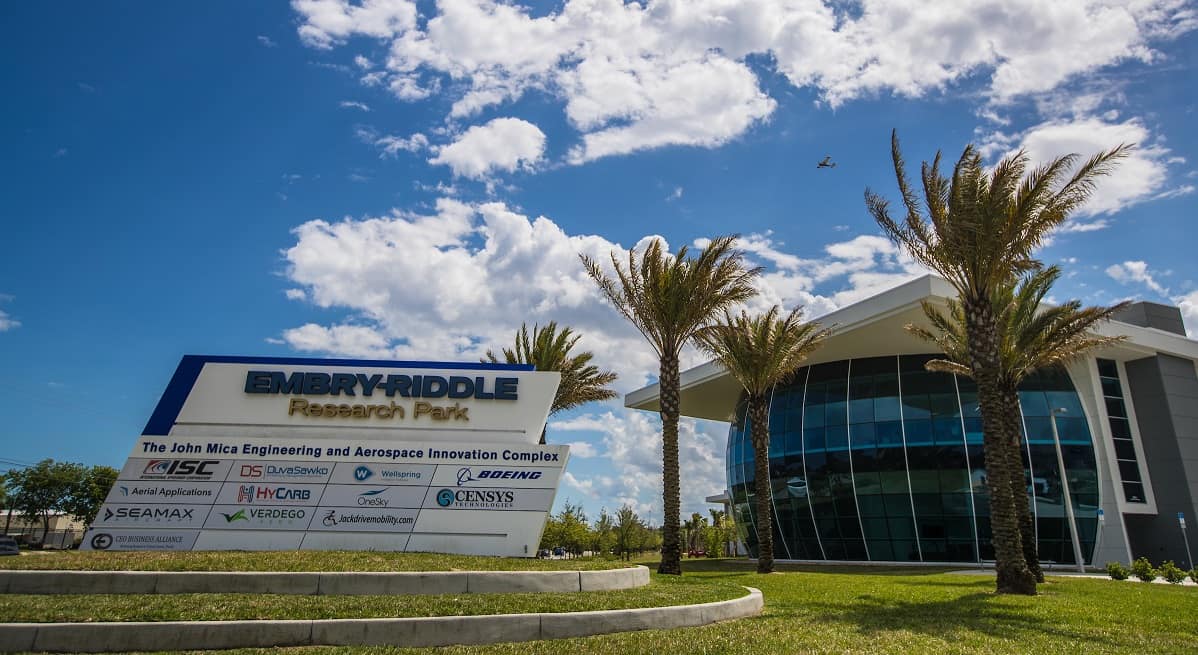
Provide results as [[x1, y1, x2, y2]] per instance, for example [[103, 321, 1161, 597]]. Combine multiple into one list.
[[83, 355, 567, 556]]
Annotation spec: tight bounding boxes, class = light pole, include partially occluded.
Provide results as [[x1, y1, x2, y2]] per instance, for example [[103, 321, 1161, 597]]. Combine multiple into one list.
[[1049, 408, 1086, 573]]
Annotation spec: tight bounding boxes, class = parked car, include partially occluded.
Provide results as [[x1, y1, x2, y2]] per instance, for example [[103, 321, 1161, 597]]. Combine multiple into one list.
[[552, 546, 565, 557], [0, 536, 19, 556]]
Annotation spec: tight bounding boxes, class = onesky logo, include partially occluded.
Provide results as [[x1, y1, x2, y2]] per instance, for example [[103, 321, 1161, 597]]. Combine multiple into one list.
[[354, 466, 373, 481], [357, 489, 388, 507]]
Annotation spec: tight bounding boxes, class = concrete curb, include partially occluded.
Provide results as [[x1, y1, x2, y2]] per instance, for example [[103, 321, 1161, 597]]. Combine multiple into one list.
[[0, 586, 762, 652], [0, 566, 649, 595]]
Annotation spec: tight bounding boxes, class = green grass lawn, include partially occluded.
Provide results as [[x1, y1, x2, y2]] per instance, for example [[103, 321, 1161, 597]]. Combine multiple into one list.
[[0, 550, 629, 572], [158, 559, 1194, 655], [0, 575, 741, 622]]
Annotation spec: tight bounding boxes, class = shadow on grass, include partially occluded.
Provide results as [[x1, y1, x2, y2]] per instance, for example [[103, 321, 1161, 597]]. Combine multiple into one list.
[[649, 558, 958, 577]]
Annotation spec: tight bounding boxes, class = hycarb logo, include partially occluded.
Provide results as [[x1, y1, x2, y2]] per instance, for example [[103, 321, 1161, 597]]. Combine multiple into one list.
[[456, 468, 543, 485], [436, 488, 455, 507], [141, 460, 220, 478], [354, 466, 373, 481], [357, 489, 389, 507], [235, 485, 313, 503]]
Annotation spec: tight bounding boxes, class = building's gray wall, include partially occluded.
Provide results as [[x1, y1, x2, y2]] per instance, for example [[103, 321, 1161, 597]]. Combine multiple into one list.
[[1123, 354, 1198, 568], [1112, 302, 1187, 337]]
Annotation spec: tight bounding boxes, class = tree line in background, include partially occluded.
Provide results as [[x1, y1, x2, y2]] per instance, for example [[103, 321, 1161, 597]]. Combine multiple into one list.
[[536, 501, 739, 561], [1, 459, 118, 543]]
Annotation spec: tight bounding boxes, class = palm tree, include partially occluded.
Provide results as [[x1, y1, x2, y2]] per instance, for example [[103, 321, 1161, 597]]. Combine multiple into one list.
[[866, 130, 1126, 594], [909, 266, 1128, 580], [582, 236, 760, 575], [695, 306, 830, 573], [484, 322, 618, 444]]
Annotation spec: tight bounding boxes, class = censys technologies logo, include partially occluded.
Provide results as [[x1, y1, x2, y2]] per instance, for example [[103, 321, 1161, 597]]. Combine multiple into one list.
[[435, 488, 515, 509]]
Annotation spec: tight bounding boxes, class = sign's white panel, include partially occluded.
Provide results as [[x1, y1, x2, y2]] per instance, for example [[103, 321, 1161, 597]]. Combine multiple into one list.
[[86, 530, 200, 552], [214, 482, 324, 506], [226, 460, 334, 484], [328, 462, 435, 485], [317, 484, 426, 509], [87, 356, 566, 556], [103, 481, 222, 505], [93, 504, 211, 529]]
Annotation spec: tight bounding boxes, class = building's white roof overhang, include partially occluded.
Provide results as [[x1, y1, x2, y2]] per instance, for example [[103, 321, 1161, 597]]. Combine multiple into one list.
[[624, 274, 1198, 423]]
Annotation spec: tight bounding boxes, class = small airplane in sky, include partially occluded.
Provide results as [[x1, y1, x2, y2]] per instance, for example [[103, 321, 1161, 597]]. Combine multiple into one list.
[[817, 156, 837, 169]]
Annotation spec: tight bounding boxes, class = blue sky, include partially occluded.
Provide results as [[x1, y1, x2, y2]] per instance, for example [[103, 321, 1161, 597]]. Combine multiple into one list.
[[2, 1, 1196, 522]]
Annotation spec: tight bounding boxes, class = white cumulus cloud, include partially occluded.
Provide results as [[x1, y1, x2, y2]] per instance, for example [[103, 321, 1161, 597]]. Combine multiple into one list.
[[1106, 260, 1168, 295], [429, 117, 546, 179]]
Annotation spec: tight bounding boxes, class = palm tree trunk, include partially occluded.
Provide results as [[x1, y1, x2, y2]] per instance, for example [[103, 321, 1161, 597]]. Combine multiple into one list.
[[749, 394, 775, 574], [964, 298, 1037, 595], [1003, 388, 1043, 583], [658, 352, 683, 575]]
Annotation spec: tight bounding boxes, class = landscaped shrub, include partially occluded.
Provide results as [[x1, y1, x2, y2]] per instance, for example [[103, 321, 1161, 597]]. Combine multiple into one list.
[[1105, 561, 1130, 580], [1158, 561, 1187, 584], [1131, 557, 1157, 582], [1190, 568, 1198, 584]]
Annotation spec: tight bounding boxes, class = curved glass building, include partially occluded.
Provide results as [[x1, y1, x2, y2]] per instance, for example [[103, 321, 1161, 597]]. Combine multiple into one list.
[[626, 276, 1198, 567], [726, 355, 1098, 564]]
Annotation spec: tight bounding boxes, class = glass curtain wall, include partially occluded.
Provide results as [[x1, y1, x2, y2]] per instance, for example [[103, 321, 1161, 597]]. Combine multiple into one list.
[[727, 355, 1100, 564]]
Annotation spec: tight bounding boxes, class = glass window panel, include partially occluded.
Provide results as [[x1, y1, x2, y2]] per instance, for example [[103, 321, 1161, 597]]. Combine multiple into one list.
[[857, 494, 886, 517], [1100, 378, 1123, 398], [887, 517, 917, 539], [1055, 417, 1090, 445], [868, 540, 894, 561], [939, 470, 971, 494], [876, 420, 904, 446], [850, 398, 874, 424], [1023, 417, 1052, 444], [1122, 482, 1147, 503], [1046, 391, 1084, 416], [883, 493, 913, 516], [964, 418, 985, 445], [912, 493, 941, 514], [944, 517, 974, 540], [1109, 417, 1132, 439], [933, 417, 964, 445], [929, 393, 959, 418], [1104, 397, 1127, 419], [851, 422, 877, 449], [1019, 391, 1050, 417], [853, 472, 882, 495], [941, 492, 972, 515], [874, 372, 899, 397], [891, 540, 919, 561], [804, 427, 825, 452], [904, 419, 933, 446], [901, 394, 932, 419], [880, 472, 911, 494], [1118, 460, 1142, 482], [901, 369, 936, 395], [826, 425, 849, 451], [1113, 438, 1138, 461], [850, 375, 874, 400], [919, 520, 947, 539], [1096, 359, 1119, 379], [874, 395, 901, 421], [861, 517, 890, 539], [958, 389, 981, 418]]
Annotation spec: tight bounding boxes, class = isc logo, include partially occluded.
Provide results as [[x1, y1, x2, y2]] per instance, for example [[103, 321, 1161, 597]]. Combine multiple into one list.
[[142, 460, 219, 477]]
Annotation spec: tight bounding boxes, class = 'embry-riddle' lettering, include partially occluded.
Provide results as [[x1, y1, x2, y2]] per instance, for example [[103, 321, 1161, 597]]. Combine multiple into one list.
[[244, 372, 518, 400]]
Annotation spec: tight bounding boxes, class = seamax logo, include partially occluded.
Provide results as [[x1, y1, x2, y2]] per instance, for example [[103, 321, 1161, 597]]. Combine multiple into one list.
[[244, 371, 519, 400], [102, 507, 196, 522], [456, 467, 542, 486]]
